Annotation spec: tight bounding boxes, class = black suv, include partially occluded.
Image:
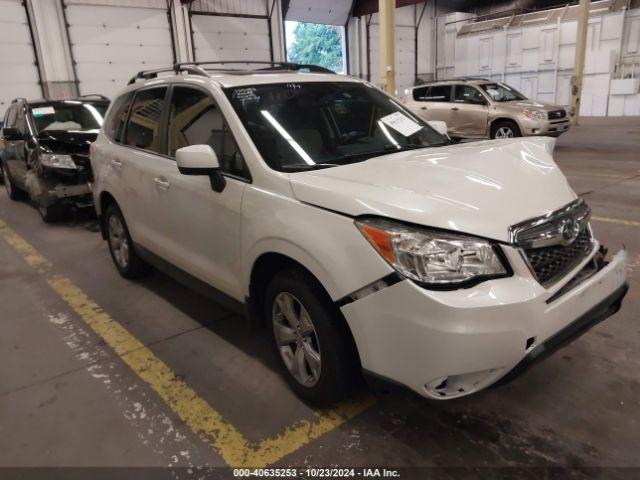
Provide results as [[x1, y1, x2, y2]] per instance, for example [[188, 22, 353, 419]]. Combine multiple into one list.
[[1, 95, 110, 222]]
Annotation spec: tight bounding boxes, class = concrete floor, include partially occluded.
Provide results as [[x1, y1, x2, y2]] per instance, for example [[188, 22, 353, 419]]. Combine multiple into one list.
[[0, 117, 638, 477]]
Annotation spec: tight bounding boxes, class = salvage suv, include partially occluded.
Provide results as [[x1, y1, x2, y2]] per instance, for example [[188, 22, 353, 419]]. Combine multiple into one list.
[[404, 78, 570, 140], [91, 62, 628, 404], [2, 95, 110, 222]]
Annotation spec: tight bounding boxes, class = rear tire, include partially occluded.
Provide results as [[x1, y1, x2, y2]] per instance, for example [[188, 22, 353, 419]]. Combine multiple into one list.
[[491, 120, 521, 139], [2, 161, 26, 201], [265, 267, 360, 405], [105, 203, 150, 279]]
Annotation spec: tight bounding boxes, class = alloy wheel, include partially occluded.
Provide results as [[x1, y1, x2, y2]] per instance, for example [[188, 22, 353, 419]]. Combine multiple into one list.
[[272, 292, 321, 388], [108, 214, 130, 269], [495, 126, 514, 139]]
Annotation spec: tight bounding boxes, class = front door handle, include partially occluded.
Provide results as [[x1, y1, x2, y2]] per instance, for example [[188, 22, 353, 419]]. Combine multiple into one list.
[[111, 159, 123, 169], [451, 106, 460, 111], [420, 106, 428, 110], [154, 177, 170, 190]]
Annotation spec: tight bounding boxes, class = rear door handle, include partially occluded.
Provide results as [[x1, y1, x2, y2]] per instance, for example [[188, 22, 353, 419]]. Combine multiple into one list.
[[451, 107, 460, 111], [154, 177, 170, 190], [420, 106, 428, 110]]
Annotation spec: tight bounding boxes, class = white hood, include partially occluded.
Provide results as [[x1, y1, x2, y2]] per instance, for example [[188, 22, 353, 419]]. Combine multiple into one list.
[[289, 137, 577, 242]]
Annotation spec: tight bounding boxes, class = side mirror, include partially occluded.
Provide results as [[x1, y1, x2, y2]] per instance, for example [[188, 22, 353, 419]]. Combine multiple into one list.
[[176, 144, 226, 192], [427, 120, 449, 138], [2, 127, 25, 141]]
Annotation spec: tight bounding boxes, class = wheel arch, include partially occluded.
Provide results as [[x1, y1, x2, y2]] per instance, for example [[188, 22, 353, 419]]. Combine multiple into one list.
[[97, 191, 118, 240], [490, 116, 523, 134], [247, 249, 363, 368]]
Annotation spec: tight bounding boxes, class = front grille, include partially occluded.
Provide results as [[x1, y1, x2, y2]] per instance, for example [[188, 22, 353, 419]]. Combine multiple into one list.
[[548, 109, 566, 119], [524, 229, 593, 286]]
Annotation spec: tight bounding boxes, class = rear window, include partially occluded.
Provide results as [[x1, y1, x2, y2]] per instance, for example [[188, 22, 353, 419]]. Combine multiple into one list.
[[30, 101, 108, 133]]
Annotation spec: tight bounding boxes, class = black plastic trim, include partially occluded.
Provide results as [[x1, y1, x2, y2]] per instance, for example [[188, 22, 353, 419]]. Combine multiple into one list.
[[135, 243, 245, 315], [496, 282, 629, 387]]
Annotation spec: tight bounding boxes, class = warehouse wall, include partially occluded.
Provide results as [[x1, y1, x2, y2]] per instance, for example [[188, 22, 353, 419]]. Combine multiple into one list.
[[440, 0, 640, 116]]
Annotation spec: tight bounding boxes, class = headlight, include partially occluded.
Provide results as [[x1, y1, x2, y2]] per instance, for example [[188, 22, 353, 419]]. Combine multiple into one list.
[[355, 217, 509, 287], [522, 109, 545, 120], [40, 153, 77, 170]]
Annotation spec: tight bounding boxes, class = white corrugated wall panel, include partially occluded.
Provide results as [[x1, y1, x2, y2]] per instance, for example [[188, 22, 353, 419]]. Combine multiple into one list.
[[65, 4, 173, 98], [191, 15, 271, 62], [0, 0, 41, 118]]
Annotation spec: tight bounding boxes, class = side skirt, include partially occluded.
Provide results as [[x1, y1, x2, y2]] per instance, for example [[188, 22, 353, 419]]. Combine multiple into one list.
[[134, 243, 246, 316]]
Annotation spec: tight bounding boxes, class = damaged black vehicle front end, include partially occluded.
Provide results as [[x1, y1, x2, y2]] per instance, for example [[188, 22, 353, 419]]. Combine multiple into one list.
[[6, 96, 110, 222]]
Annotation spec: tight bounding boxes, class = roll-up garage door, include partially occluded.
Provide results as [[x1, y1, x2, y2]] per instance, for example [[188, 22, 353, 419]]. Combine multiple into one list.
[[369, 23, 415, 98], [190, 13, 271, 62], [0, 0, 42, 119], [64, 1, 173, 99]]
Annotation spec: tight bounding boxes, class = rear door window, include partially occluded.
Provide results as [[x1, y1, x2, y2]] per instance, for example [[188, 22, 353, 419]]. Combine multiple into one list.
[[124, 87, 168, 154], [421, 85, 451, 102]]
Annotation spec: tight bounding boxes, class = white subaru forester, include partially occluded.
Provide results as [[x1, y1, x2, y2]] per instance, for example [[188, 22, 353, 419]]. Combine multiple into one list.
[[91, 62, 628, 404]]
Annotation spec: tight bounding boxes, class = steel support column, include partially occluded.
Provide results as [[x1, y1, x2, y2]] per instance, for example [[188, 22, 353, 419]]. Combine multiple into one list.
[[379, 0, 396, 94]]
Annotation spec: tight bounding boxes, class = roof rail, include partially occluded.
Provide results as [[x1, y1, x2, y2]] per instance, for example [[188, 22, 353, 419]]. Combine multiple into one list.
[[77, 94, 110, 101], [177, 61, 334, 74], [127, 64, 209, 85], [127, 61, 334, 85]]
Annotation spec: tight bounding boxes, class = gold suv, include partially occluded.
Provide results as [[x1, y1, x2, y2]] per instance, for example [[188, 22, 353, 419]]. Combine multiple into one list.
[[404, 78, 570, 140]]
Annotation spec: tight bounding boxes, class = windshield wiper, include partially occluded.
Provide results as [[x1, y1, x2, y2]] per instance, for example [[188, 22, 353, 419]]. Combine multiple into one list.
[[280, 163, 338, 172], [343, 144, 429, 160]]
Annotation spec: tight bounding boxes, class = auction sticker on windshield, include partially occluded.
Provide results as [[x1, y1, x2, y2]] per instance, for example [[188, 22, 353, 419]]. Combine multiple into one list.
[[380, 112, 422, 137], [32, 106, 55, 117]]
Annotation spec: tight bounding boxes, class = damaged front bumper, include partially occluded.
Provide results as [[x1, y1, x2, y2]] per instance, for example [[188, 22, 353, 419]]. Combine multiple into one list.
[[341, 245, 628, 400], [25, 168, 93, 209]]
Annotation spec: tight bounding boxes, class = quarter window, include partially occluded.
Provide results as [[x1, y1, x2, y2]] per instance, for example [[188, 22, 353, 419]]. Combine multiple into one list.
[[124, 87, 167, 154], [104, 92, 134, 142], [168, 86, 249, 179]]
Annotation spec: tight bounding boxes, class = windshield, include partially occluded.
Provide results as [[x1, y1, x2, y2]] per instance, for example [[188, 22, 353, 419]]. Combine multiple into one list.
[[479, 83, 527, 102], [31, 101, 108, 134], [225, 82, 448, 171]]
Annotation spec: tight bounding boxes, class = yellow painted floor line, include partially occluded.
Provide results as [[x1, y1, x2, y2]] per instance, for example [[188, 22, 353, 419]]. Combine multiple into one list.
[[0, 219, 374, 467], [592, 216, 640, 228]]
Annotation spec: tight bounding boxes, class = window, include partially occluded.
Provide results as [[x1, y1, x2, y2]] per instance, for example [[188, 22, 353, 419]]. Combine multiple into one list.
[[168, 86, 249, 179], [453, 85, 487, 105], [412, 87, 428, 101], [124, 87, 167, 154], [225, 82, 448, 171], [479, 83, 527, 102], [30, 101, 107, 133], [417, 85, 451, 102], [4, 105, 17, 128], [104, 92, 134, 142]]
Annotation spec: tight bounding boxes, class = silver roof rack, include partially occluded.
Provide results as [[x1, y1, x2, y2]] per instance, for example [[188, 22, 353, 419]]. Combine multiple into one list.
[[127, 61, 334, 85]]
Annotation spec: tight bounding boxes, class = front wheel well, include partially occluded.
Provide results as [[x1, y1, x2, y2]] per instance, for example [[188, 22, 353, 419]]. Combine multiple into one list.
[[98, 191, 117, 240], [247, 252, 361, 367], [490, 117, 520, 130]]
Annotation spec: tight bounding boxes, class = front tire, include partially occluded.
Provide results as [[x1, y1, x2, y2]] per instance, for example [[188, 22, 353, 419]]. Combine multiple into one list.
[[265, 267, 360, 405], [491, 120, 521, 139], [105, 203, 150, 279]]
